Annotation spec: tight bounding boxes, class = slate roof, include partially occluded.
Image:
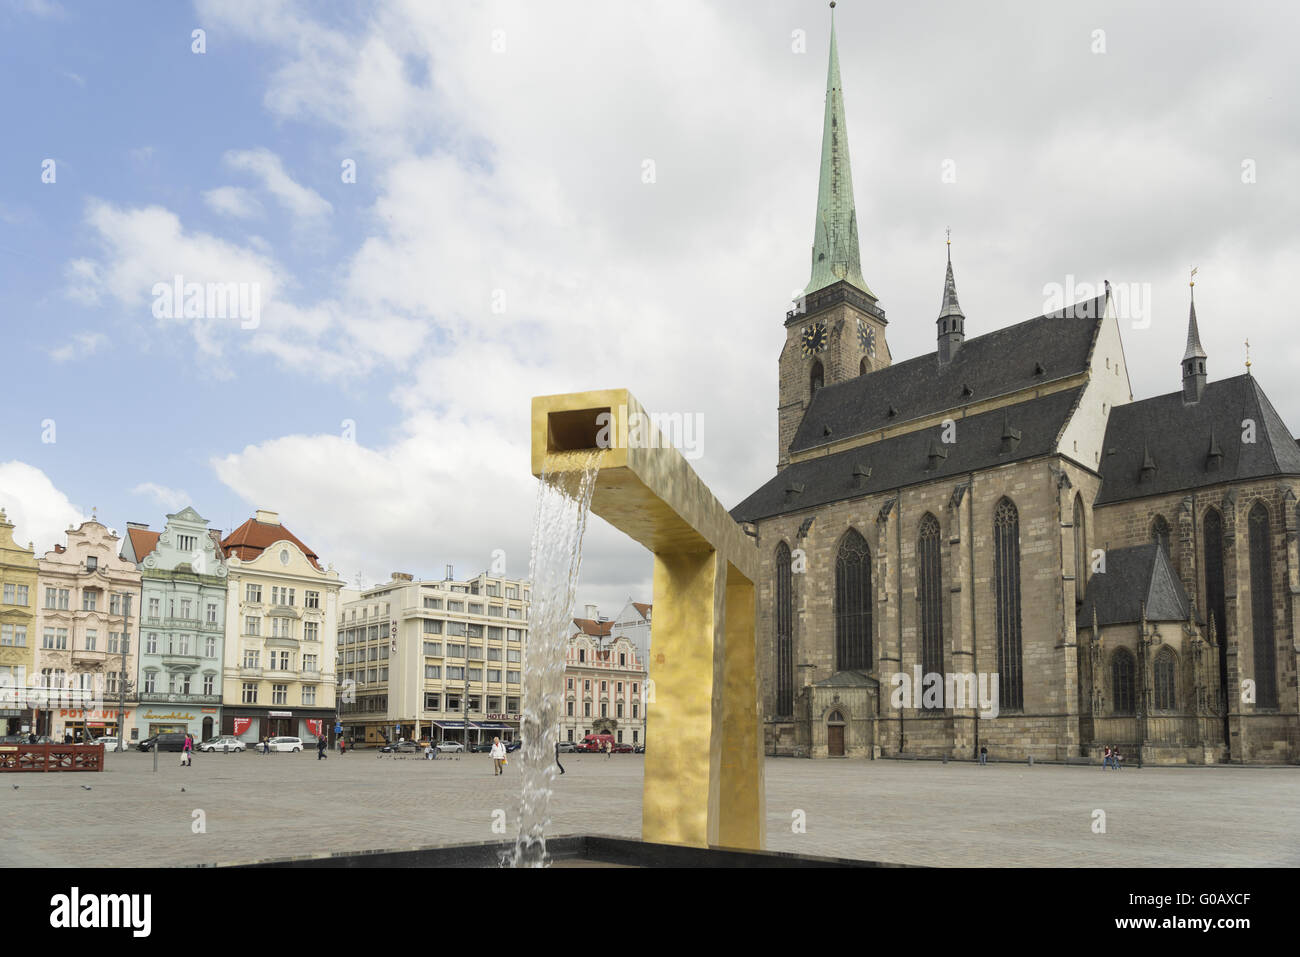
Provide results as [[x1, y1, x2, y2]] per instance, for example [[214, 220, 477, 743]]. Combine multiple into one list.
[[1076, 544, 1191, 627], [732, 386, 1083, 523], [790, 296, 1106, 454], [1094, 374, 1300, 505], [221, 517, 323, 571]]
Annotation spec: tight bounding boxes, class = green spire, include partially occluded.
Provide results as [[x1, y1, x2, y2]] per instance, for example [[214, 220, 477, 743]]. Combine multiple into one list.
[[805, 6, 872, 298]]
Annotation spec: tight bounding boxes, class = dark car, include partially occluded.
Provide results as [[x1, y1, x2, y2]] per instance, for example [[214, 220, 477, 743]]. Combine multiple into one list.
[[137, 733, 187, 752], [505, 740, 523, 753], [633, 744, 645, 753], [469, 742, 494, 753], [379, 740, 423, 754]]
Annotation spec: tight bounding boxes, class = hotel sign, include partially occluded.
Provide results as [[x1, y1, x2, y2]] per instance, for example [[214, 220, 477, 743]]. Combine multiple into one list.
[[486, 713, 520, 721]]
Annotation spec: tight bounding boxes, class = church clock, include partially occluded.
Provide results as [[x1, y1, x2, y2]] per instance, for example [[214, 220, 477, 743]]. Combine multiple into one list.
[[857, 318, 875, 357], [801, 321, 828, 358]]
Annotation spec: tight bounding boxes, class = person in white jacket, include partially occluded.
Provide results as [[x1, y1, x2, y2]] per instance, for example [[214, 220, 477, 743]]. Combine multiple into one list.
[[490, 737, 507, 776]]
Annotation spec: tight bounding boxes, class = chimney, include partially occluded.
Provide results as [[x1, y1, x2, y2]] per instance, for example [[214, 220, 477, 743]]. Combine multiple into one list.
[[445, 563, 454, 581], [255, 509, 280, 525], [126, 522, 149, 530], [391, 572, 413, 582], [585, 603, 598, 620]]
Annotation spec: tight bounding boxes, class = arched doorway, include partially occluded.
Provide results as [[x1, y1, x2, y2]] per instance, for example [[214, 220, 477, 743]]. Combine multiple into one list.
[[202, 716, 213, 741], [827, 710, 846, 757]]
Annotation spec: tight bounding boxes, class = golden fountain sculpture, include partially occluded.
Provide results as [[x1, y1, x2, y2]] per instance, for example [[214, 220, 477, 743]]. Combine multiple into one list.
[[531, 389, 766, 851]]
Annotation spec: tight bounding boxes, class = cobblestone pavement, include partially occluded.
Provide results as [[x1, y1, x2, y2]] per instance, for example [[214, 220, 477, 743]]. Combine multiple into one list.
[[1, 750, 1296, 867]]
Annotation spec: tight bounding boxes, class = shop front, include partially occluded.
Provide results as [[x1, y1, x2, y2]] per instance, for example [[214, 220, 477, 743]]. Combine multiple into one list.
[[52, 708, 135, 743], [0, 707, 34, 737], [222, 707, 336, 746], [129, 706, 219, 742]]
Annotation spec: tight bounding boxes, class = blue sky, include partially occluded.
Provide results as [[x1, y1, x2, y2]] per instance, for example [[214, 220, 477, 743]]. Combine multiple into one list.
[[1, 0, 1298, 613]]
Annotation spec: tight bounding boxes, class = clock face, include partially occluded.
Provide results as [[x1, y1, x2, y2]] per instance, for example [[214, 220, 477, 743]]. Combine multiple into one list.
[[858, 319, 876, 357], [800, 321, 828, 358]]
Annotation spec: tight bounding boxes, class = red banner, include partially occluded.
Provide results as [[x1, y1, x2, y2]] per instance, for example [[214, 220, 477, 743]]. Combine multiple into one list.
[[305, 719, 323, 737], [232, 717, 252, 736]]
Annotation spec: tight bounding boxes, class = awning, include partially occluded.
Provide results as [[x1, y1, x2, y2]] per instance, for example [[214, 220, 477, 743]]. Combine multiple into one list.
[[474, 722, 513, 730], [430, 721, 472, 729]]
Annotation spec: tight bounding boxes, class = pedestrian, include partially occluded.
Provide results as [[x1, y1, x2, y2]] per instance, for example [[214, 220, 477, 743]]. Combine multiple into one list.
[[555, 740, 566, 775], [28, 731, 36, 744], [64, 730, 73, 744], [1114, 748, 1123, 771], [606, 739, 612, 759], [1103, 745, 1112, 769], [339, 737, 346, 756], [317, 734, 327, 760], [979, 745, 987, 766], [490, 736, 507, 776], [181, 733, 193, 767], [263, 734, 271, 755]]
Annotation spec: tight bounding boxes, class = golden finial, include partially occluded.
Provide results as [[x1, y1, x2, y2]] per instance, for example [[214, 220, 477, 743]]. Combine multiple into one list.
[[1245, 339, 1251, 372], [1190, 266, 1197, 288]]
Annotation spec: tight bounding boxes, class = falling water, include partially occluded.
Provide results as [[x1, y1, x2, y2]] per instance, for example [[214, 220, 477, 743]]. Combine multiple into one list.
[[507, 450, 601, 867]]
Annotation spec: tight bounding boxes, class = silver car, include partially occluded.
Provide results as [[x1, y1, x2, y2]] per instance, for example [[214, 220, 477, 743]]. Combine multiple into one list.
[[200, 735, 245, 753], [435, 741, 464, 753]]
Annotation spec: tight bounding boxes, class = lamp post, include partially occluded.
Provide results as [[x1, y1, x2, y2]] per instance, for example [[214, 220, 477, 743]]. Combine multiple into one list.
[[464, 673, 471, 750], [116, 593, 130, 754]]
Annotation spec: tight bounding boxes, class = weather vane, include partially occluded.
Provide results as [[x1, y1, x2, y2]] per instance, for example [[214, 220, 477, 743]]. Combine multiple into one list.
[[1245, 339, 1251, 372], [1190, 266, 1197, 287]]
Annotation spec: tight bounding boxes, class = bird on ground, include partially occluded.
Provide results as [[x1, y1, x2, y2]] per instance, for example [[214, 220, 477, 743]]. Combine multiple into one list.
[[80, 785, 92, 791]]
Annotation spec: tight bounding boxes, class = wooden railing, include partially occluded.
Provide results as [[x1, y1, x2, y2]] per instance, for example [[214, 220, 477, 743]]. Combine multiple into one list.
[[0, 743, 105, 772]]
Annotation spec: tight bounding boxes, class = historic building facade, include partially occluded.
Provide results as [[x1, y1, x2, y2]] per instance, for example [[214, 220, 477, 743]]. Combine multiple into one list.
[[338, 569, 530, 747], [0, 508, 38, 735], [32, 519, 140, 740], [219, 510, 341, 745], [121, 507, 227, 742], [731, 15, 1299, 765], [561, 613, 648, 747]]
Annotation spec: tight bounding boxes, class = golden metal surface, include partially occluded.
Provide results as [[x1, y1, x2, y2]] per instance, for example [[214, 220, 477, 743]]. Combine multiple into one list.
[[531, 389, 765, 850]]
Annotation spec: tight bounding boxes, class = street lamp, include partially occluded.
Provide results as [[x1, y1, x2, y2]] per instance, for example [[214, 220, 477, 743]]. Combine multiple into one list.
[[116, 593, 130, 754]]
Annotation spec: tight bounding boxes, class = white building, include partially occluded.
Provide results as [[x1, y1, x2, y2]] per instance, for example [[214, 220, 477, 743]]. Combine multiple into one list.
[[561, 607, 648, 747]]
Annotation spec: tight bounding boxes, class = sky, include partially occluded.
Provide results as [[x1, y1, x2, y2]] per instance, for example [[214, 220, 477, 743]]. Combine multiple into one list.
[[0, 0, 1298, 617]]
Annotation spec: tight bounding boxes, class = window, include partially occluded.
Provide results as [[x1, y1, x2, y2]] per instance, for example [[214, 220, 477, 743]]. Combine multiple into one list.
[[446, 695, 460, 711], [1073, 495, 1087, 604], [468, 695, 481, 711], [82, 590, 98, 612], [85, 629, 97, 651], [508, 628, 522, 641], [270, 617, 292, 639], [0, 625, 11, 646], [106, 671, 119, 695], [810, 360, 824, 395], [144, 672, 157, 694], [206, 603, 218, 624], [246, 615, 261, 636], [507, 670, 520, 685], [506, 586, 518, 599], [918, 514, 944, 708], [178, 533, 197, 552], [601, 703, 608, 717], [487, 584, 500, 597], [617, 702, 624, 718], [203, 674, 215, 695], [469, 644, 484, 660], [425, 693, 441, 710], [600, 680, 607, 692], [1154, 648, 1176, 710], [775, 541, 794, 717], [507, 607, 522, 620], [489, 605, 503, 617], [202, 635, 214, 658], [423, 642, 443, 657], [85, 556, 97, 572], [447, 643, 466, 658], [423, 619, 443, 635], [466, 623, 484, 639], [446, 621, 467, 638], [619, 653, 626, 666], [242, 682, 258, 703], [243, 649, 260, 669], [584, 702, 592, 717], [1248, 502, 1278, 709], [447, 666, 465, 681], [278, 651, 291, 670], [993, 498, 1024, 710], [507, 649, 521, 663], [1203, 508, 1228, 710], [1111, 649, 1135, 714], [488, 669, 502, 683], [469, 603, 483, 615], [272, 684, 288, 705], [487, 647, 502, 661], [579, 649, 586, 663], [468, 668, 482, 682], [303, 654, 318, 672], [584, 680, 591, 692], [487, 697, 500, 711], [834, 529, 872, 671], [180, 599, 192, 619], [245, 584, 262, 603], [633, 703, 639, 718], [120, 634, 129, 654], [1, 584, 11, 604], [447, 600, 464, 612], [425, 664, 442, 679], [567, 701, 574, 716], [305, 590, 320, 609], [303, 621, 319, 642], [507, 698, 519, 711]]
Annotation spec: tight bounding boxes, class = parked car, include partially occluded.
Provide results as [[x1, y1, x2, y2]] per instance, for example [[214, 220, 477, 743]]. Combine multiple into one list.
[[556, 741, 578, 753], [137, 733, 187, 752], [435, 741, 465, 753], [576, 733, 616, 753], [266, 736, 303, 753], [200, 735, 245, 753], [380, 740, 423, 754], [505, 740, 523, 753], [469, 741, 495, 753], [633, 744, 645, 753], [612, 742, 634, 754]]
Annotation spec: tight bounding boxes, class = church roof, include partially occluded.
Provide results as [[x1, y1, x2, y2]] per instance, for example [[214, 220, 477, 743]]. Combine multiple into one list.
[[732, 385, 1084, 523], [1094, 374, 1300, 505], [1076, 543, 1191, 626], [1183, 295, 1207, 362], [789, 295, 1106, 455], [937, 249, 964, 322]]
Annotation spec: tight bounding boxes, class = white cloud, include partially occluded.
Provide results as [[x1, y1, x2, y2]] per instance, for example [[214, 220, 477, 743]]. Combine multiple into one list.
[[0, 462, 85, 555], [202, 186, 263, 219], [222, 148, 332, 221], [48, 331, 107, 362], [131, 482, 191, 511]]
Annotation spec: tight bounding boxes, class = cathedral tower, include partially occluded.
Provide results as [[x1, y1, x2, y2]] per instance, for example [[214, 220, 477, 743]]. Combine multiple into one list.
[[778, 4, 890, 467], [1181, 278, 1207, 404]]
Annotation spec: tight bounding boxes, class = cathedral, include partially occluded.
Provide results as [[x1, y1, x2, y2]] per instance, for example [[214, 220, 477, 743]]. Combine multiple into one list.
[[731, 14, 1299, 765]]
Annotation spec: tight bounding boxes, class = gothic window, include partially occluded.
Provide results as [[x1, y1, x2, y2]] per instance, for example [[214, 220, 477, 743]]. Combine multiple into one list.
[[1151, 514, 1171, 556], [860, 357, 869, 376], [1073, 494, 1087, 604], [993, 498, 1024, 710], [1111, 648, 1136, 714], [917, 513, 943, 706], [835, 529, 872, 671], [1248, 502, 1278, 709], [810, 360, 824, 396], [1203, 507, 1228, 708], [774, 542, 794, 718], [1154, 647, 1176, 711]]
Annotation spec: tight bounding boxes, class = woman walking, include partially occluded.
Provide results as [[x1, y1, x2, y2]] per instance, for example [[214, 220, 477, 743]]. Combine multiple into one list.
[[490, 736, 507, 776], [181, 733, 193, 767]]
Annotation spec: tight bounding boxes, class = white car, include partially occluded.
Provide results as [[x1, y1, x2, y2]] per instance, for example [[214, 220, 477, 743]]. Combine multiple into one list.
[[266, 736, 303, 752], [200, 735, 245, 753], [435, 741, 464, 753]]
